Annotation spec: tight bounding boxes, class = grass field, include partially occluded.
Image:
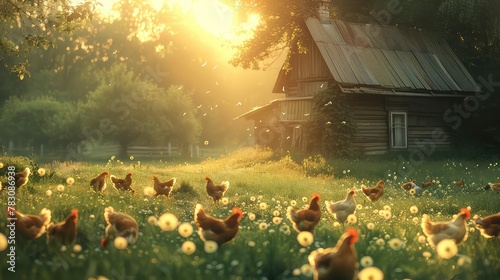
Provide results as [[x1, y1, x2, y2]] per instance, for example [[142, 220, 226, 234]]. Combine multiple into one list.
[[1, 147, 499, 280]]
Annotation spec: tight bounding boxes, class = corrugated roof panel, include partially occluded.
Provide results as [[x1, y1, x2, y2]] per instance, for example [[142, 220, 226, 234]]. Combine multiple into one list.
[[395, 51, 432, 90], [381, 50, 414, 88], [372, 49, 404, 88], [302, 17, 479, 94], [315, 42, 344, 82], [343, 46, 378, 85]]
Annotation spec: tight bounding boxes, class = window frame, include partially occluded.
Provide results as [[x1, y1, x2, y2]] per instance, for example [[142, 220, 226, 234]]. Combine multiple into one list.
[[389, 111, 408, 149]]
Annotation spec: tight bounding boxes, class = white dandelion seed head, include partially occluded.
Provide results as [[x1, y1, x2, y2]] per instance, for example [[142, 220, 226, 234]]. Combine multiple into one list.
[[272, 217, 282, 225], [410, 206, 418, 214], [66, 177, 75, 185], [259, 202, 267, 210], [259, 222, 268, 230], [248, 213, 256, 221], [147, 216, 158, 226], [114, 236, 128, 249], [221, 197, 229, 205], [457, 255, 472, 266], [73, 244, 82, 253], [358, 266, 384, 280], [297, 231, 314, 247], [204, 240, 218, 253], [0, 233, 8, 252], [57, 184, 65, 192], [158, 213, 179, 231], [418, 235, 427, 244], [388, 238, 405, 251], [436, 239, 458, 259], [367, 223, 375, 230], [181, 241, 196, 255], [37, 168, 46, 176], [143, 187, 155, 196], [178, 222, 193, 238], [360, 256, 374, 267], [45, 189, 53, 197], [290, 200, 297, 207], [422, 251, 432, 259], [347, 214, 357, 224]]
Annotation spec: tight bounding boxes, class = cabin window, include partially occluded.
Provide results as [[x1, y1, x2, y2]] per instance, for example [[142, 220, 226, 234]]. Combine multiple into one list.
[[390, 112, 407, 149]]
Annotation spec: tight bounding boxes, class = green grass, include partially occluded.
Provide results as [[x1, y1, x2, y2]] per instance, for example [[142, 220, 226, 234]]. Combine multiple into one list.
[[1, 147, 499, 280]]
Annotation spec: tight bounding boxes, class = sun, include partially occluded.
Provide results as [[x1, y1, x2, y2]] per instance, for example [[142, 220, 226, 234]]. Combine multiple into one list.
[[192, 0, 233, 37]]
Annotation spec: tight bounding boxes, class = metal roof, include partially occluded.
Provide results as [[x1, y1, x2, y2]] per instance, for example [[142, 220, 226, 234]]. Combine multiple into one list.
[[304, 17, 479, 93]]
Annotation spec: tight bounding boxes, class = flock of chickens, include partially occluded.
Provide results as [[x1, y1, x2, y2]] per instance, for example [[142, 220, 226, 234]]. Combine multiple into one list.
[[5, 167, 500, 280]]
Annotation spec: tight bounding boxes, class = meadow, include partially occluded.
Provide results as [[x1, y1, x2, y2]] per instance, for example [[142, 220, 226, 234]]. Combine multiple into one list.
[[0, 147, 499, 280]]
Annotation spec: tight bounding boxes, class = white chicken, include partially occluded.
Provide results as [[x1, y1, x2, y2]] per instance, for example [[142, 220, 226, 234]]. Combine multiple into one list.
[[325, 190, 356, 224], [421, 208, 470, 247]]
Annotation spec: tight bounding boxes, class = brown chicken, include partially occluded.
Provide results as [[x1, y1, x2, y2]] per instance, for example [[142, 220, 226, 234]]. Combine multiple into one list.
[[453, 180, 464, 187], [362, 179, 384, 202], [194, 204, 243, 246], [47, 209, 78, 246], [14, 167, 31, 188], [152, 175, 176, 198], [325, 190, 356, 224], [308, 228, 359, 280], [401, 180, 416, 191], [485, 182, 500, 190], [101, 206, 139, 248], [110, 172, 135, 193], [205, 176, 229, 203], [421, 181, 434, 188], [287, 193, 321, 233], [421, 208, 470, 247], [90, 171, 109, 193], [10, 207, 51, 240], [474, 212, 500, 238]]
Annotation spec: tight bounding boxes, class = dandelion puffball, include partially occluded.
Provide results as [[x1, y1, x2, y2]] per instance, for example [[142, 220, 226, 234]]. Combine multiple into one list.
[[259, 222, 268, 230], [114, 236, 128, 249], [73, 244, 82, 253], [347, 214, 357, 224], [46, 189, 53, 197], [147, 216, 158, 226], [436, 239, 458, 259], [37, 168, 46, 176], [181, 241, 196, 255], [0, 233, 7, 251], [248, 213, 256, 221], [66, 177, 75, 185], [143, 187, 155, 196], [178, 222, 193, 238], [56, 184, 65, 192], [358, 266, 384, 280], [410, 206, 418, 214], [297, 231, 314, 247], [388, 238, 405, 251], [158, 213, 179, 231], [204, 240, 218, 253], [259, 202, 267, 210], [360, 256, 374, 267]]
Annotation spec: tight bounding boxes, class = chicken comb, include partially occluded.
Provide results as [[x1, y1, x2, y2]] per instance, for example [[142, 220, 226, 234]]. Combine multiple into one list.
[[349, 189, 356, 194], [71, 208, 79, 222], [312, 193, 320, 200], [204, 175, 210, 181], [346, 227, 358, 244], [460, 208, 471, 220], [232, 207, 243, 218]]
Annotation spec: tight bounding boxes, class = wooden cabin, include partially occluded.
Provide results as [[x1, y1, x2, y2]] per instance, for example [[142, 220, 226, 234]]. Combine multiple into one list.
[[236, 5, 480, 155]]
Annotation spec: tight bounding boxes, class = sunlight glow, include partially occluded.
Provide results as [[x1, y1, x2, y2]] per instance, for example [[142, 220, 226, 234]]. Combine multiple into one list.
[[192, 0, 233, 37]]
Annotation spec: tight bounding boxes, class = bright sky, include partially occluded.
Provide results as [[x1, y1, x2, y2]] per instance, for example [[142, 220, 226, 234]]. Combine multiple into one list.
[[69, 0, 258, 39]]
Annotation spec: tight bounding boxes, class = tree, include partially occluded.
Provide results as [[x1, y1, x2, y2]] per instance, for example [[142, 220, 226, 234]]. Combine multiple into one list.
[[81, 64, 201, 159], [230, 0, 316, 70], [0, 96, 81, 152], [0, 0, 95, 78]]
